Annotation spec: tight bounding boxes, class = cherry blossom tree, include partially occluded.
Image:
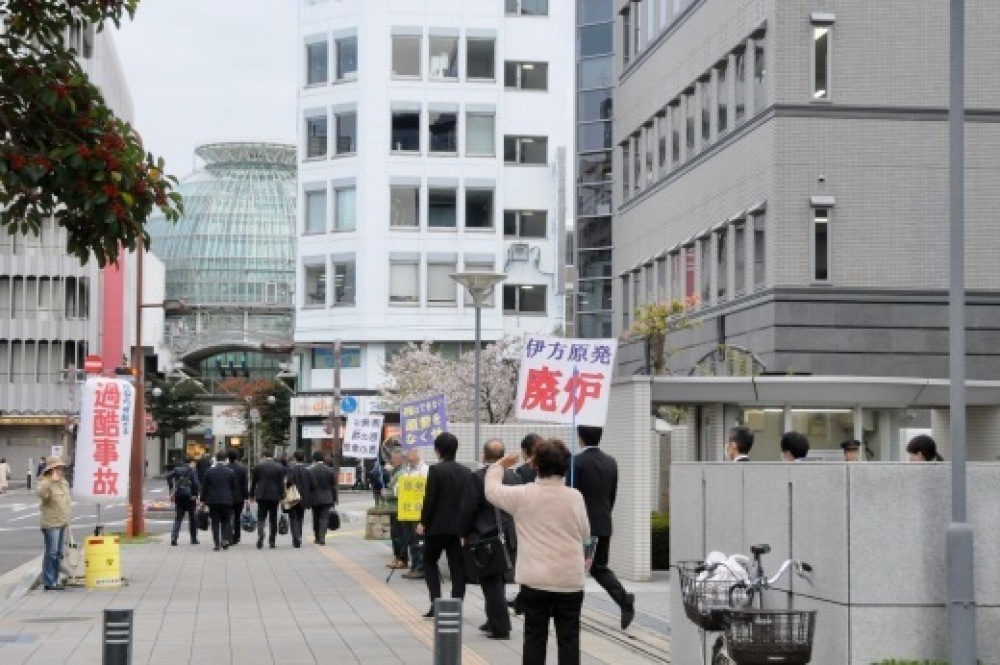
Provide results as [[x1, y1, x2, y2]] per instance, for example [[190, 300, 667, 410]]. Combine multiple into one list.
[[381, 337, 522, 424], [0, 0, 183, 266]]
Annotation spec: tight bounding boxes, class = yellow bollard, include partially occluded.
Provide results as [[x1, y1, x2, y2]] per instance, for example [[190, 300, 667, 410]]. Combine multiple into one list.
[[84, 536, 121, 589]]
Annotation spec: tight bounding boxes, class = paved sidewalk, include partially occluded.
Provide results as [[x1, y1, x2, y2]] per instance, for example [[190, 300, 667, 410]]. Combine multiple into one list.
[[0, 501, 669, 664]]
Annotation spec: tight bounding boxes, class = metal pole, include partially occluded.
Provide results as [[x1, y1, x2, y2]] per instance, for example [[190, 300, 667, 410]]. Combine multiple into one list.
[[474, 300, 481, 455], [127, 240, 145, 537], [947, 1, 976, 661]]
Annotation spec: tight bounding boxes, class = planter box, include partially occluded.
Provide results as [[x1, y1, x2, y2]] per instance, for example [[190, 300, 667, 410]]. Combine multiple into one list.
[[365, 507, 393, 540]]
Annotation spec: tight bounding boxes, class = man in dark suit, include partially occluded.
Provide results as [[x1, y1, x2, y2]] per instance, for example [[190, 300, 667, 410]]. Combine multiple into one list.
[[250, 448, 286, 549], [573, 425, 636, 630], [285, 450, 316, 548], [165, 456, 200, 546], [227, 449, 249, 545], [725, 426, 754, 462], [515, 433, 541, 483], [459, 439, 522, 640], [309, 451, 337, 545], [417, 432, 472, 617], [196, 452, 212, 486], [200, 451, 239, 551]]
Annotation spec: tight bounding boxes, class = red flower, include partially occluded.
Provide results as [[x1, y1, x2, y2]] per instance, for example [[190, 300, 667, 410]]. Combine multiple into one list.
[[9, 154, 27, 170], [102, 183, 117, 197], [77, 144, 91, 158]]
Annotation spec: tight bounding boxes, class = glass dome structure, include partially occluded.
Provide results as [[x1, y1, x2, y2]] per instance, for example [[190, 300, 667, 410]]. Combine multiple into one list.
[[147, 142, 296, 375]]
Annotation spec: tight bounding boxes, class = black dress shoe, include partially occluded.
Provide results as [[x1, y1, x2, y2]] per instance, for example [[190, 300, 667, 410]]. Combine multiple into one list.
[[422, 608, 435, 618], [257, 540, 263, 550], [486, 632, 510, 640], [269, 543, 276, 549], [222, 542, 229, 550], [478, 623, 490, 632], [170, 541, 177, 546], [191, 540, 200, 545], [43, 584, 65, 591], [621, 593, 636, 630], [213, 546, 221, 552], [293, 540, 301, 548]]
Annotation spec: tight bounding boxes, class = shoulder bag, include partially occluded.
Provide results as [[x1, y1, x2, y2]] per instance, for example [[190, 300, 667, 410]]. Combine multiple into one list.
[[282, 472, 301, 510], [462, 504, 512, 584], [328, 510, 341, 532], [196, 504, 210, 531]]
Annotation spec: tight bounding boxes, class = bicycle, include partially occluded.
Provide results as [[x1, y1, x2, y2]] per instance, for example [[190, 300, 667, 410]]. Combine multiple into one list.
[[677, 544, 817, 665]]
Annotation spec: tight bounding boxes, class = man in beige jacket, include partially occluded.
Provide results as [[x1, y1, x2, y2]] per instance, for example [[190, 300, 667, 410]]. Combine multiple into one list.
[[36, 456, 72, 591]]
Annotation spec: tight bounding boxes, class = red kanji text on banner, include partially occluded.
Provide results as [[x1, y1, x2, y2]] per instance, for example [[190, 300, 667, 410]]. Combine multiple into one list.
[[74, 377, 136, 502], [515, 336, 617, 427]]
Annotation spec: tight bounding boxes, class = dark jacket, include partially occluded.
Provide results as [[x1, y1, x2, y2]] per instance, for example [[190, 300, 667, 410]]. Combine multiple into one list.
[[195, 455, 212, 485], [200, 463, 238, 506], [229, 461, 249, 503], [166, 464, 200, 498], [285, 463, 317, 509], [460, 465, 521, 544], [251, 459, 286, 502], [570, 447, 618, 538], [420, 459, 472, 535], [515, 463, 537, 484], [310, 463, 338, 506]]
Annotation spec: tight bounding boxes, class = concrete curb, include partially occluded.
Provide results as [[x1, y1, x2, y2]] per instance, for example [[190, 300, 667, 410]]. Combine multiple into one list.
[[0, 554, 41, 601]]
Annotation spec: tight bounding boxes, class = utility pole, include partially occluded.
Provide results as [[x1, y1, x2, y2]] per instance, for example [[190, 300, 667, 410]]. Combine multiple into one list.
[[127, 240, 145, 537]]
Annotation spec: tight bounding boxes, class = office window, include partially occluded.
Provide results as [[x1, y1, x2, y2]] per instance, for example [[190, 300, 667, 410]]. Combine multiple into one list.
[[389, 262, 419, 304], [632, 133, 641, 191], [304, 189, 327, 234], [336, 36, 358, 80], [503, 210, 546, 238], [813, 25, 830, 99], [503, 285, 546, 314], [813, 208, 830, 282], [670, 252, 682, 301], [579, 89, 612, 122], [332, 260, 356, 306], [335, 111, 357, 155], [304, 264, 326, 307], [657, 114, 667, 175], [306, 41, 328, 85], [620, 276, 630, 328], [753, 213, 766, 288], [579, 55, 613, 89], [429, 111, 458, 153], [716, 231, 727, 300], [427, 263, 457, 305], [685, 93, 695, 153], [466, 113, 495, 156], [701, 80, 711, 143], [392, 35, 421, 78], [632, 272, 641, 310], [503, 136, 547, 164], [717, 61, 729, 135], [579, 152, 612, 184], [734, 222, 746, 295], [391, 110, 420, 152], [656, 258, 667, 300], [632, 1, 642, 57], [306, 115, 327, 158], [578, 122, 611, 152], [505, 0, 548, 16], [754, 34, 767, 112], [621, 8, 631, 67], [644, 265, 654, 304], [735, 48, 746, 122], [465, 189, 494, 229], [334, 187, 356, 231], [467, 38, 495, 80], [644, 126, 654, 185], [700, 238, 711, 303], [429, 36, 458, 79], [621, 142, 630, 198], [390, 185, 419, 228], [428, 188, 457, 228], [580, 23, 614, 58], [505, 61, 548, 90], [670, 105, 681, 164], [683, 246, 696, 298]]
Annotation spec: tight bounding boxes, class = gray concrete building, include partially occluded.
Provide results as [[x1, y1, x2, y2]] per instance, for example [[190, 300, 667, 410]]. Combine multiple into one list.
[[612, 0, 1000, 458]]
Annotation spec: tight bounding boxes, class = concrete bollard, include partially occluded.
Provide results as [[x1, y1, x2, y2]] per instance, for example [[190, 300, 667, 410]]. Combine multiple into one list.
[[432, 598, 462, 665], [102, 609, 133, 665]]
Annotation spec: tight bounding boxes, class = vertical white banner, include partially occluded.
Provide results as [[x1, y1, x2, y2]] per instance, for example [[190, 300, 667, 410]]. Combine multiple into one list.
[[74, 378, 136, 502], [343, 414, 385, 459]]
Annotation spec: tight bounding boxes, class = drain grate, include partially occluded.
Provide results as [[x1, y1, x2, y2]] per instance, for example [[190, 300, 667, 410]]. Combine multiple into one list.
[[0, 634, 37, 643], [20, 616, 94, 624]]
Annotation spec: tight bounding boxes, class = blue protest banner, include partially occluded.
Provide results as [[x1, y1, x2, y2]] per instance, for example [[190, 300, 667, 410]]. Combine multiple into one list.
[[399, 394, 448, 449]]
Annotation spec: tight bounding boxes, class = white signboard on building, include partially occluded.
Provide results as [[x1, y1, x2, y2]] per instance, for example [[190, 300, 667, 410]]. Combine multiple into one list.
[[343, 414, 384, 459], [515, 336, 618, 427], [212, 405, 246, 437], [74, 378, 136, 502]]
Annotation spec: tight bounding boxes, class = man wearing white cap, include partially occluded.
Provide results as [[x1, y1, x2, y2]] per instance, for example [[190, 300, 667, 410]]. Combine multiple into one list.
[[36, 456, 72, 591]]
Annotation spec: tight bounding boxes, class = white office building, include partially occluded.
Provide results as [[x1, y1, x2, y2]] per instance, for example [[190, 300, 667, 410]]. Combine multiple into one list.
[[293, 0, 573, 397]]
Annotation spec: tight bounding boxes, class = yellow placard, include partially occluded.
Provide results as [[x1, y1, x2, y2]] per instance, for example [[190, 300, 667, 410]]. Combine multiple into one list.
[[397, 476, 426, 522]]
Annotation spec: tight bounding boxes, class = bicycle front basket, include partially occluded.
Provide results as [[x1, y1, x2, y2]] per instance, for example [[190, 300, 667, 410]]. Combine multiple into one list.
[[676, 561, 752, 632], [722, 609, 817, 665]]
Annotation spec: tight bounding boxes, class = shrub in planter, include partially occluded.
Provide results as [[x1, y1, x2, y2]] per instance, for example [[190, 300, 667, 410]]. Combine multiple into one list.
[[651, 511, 669, 570]]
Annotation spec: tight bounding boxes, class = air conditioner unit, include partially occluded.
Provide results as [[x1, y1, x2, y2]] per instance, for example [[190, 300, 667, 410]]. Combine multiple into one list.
[[509, 243, 530, 261]]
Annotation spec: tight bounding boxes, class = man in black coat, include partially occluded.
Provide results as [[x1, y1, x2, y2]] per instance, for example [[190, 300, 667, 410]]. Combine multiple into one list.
[[200, 451, 239, 551], [227, 449, 249, 545], [309, 451, 337, 545], [417, 432, 472, 617], [165, 456, 200, 546], [459, 439, 522, 639], [195, 452, 212, 485], [285, 450, 316, 548], [572, 425, 636, 630], [250, 448, 286, 549]]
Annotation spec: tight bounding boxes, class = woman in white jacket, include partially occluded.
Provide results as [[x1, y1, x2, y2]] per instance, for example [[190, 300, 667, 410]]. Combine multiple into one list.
[[486, 439, 590, 665]]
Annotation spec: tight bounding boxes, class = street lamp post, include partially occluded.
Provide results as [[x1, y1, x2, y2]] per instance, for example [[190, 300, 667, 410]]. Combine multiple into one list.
[[451, 272, 507, 453], [127, 238, 146, 538]]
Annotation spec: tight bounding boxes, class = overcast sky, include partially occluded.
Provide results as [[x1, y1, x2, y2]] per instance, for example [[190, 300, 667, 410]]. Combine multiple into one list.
[[115, 0, 297, 179]]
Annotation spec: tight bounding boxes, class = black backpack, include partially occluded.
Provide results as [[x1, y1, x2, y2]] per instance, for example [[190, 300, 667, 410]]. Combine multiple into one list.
[[173, 469, 193, 500]]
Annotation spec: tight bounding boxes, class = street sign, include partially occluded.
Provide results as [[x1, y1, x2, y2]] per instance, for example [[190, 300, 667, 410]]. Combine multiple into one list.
[[249, 408, 261, 424], [341, 395, 358, 414], [84, 355, 102, 375]]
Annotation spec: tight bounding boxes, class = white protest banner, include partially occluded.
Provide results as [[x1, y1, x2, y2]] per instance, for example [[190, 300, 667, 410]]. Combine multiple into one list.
[[343, 414, 384, 459], [74, 377, 136, 502], [515, 336, 617, 427]]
